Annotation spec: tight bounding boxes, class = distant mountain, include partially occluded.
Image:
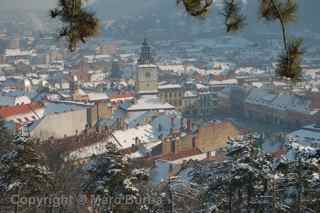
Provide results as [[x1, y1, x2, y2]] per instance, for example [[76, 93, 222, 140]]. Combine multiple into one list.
[[91, 0, 320, 33]]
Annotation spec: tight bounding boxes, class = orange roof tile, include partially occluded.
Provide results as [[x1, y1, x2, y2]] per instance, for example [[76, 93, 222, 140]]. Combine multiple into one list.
[[0, 102, 43, 118]]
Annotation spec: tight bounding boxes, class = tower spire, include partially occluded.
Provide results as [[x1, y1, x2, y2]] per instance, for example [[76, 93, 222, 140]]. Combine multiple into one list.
[[138, 38, 154, 65]]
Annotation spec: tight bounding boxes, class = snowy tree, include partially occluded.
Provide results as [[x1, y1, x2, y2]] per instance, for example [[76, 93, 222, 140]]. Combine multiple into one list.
[[0, 118, 13, 154], [200, 135, 273, 212], [40, 143, 84, 213], [81, 143, 159, 213], [173, 134, 320, 213], [272, 141, 320, 213], [159, 176, 202, 213], [0, 135, 52, 213]]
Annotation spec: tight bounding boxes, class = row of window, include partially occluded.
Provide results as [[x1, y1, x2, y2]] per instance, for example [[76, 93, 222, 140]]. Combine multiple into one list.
[[16, 116, 37, 123], [160, 92, 183, 98]]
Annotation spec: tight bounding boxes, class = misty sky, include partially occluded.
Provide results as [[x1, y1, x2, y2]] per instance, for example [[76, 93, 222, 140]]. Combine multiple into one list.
[[1, 0, 59, 10]]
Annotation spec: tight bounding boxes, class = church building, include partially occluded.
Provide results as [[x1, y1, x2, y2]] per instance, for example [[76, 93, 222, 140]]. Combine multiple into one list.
[[136, 39, 158, 95]]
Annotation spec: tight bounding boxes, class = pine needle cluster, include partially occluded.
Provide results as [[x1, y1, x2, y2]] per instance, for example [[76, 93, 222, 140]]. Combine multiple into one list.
[[260, 0, 298, 24], [222, 0, 246, 32], [177, 0, 213, 17], [50, 0, 100, 51], [276, 38, 304, 81]]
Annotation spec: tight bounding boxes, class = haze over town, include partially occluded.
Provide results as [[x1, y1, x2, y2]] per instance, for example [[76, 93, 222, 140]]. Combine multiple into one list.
[[0, 1, 320, 212]]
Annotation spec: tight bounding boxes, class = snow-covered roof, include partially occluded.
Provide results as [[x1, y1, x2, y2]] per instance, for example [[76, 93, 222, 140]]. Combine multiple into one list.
[[184, 90, 198, 98], [127, 95, 175, 112], [196, 83, 208, 90], [245, 88, 276, 106], [158, 84, 182, 90], [87, 92, 109, 102], [158, 64, 184, 73], [125, 111, 150, 125], [43, 101, 90, 116], [109, 124, 159, 149], [138, 64, 157, 68], [251, 82, 263, 88], [0, 95, 31, 106], [5, 49, 35, 57], [270, 94, 293, 111], [68, 140, 110, 160], [128, 140, 162, 159], [209, 79, 238, 86], [288, 125, 320, 148], [234, 67, 266, 75]]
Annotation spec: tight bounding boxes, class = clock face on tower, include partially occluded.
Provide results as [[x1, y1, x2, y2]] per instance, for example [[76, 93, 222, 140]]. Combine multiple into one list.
[[145, 71, 151, 78]]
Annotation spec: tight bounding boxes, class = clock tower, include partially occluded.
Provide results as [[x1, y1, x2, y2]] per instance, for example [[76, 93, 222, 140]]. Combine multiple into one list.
[[136, 39, 158, 94]]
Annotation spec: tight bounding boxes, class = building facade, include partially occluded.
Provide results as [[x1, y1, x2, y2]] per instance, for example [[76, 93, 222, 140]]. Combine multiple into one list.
[[158, 84, 184, 111], [136, 39, 158, 94]]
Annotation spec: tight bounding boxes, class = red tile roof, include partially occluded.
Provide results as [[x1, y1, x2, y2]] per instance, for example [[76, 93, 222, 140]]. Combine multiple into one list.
[[0, 102, 43, 118]]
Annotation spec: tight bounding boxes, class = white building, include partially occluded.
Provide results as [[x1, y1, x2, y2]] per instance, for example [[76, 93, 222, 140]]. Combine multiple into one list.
[[29, 109, 88, 141]]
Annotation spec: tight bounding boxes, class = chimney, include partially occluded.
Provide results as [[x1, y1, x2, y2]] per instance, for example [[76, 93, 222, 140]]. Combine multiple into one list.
[[171, 117, 175, 128], [162, 137, 171, 155], [206, 152, 210, 159], [192, 135, 196, 149], [187, 119, 192, 133], [135, 137, 139, 145], [171, 138, 176, 154]]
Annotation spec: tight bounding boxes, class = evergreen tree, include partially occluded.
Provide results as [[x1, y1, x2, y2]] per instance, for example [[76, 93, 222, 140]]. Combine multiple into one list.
[[50, 0, 100, 51], [273, 141, 320, 213], [0, 118, 13, 154], [174, 134, 320, 213], [0, 136, 52, 213], [81, 143, 156, 213]]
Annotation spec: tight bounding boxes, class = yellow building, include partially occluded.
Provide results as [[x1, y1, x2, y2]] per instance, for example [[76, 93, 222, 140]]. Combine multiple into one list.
[[159, 84, 184, 111]]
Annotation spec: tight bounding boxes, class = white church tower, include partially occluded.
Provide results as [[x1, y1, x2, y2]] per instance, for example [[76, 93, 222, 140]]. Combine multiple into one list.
[[136, 39, 158, 95]]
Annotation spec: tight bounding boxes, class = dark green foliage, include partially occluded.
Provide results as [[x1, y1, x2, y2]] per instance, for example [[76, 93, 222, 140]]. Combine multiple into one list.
[[222, 0, 246, 32], [177, 0, 213, 17], [50, 0, 100, 51], [178, 135, 320, 212], [81, 143, 154, 212], [0, 136, 52, 196], [276, 38, 304, 81], [260, 0, 298, 24], [0, 118, 13, 153], [81, 143, 129, 196]]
